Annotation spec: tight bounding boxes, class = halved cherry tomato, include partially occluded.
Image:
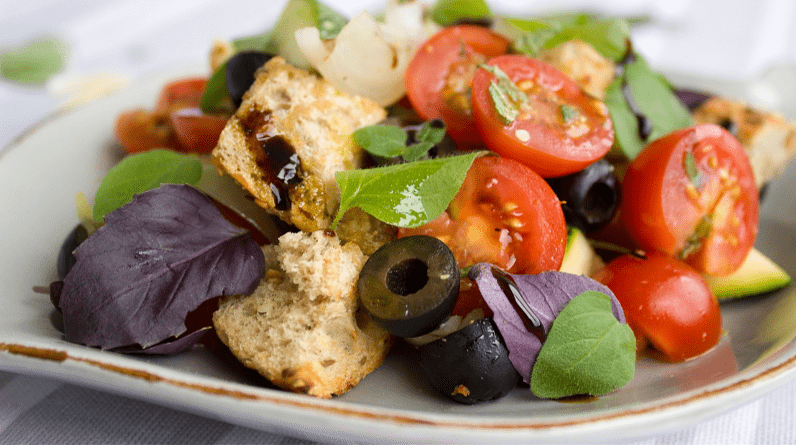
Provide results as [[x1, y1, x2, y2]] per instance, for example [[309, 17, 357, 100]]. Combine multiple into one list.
[[405, 25, 510, 149], [471, 54, 614, 178], [398, 156, 567, 275], [621, 124, 758, 276], [593, 252, 722, 362], [114, 77, 229, 154]]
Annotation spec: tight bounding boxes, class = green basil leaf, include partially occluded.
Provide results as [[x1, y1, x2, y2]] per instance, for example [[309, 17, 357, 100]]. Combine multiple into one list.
[[415, 121, 446, 146], [353, 125, 408, 158], [316, 1, 347, 40], [429, 0, 492, 26], [531, 290, 636, 399], [624, 56, 693, 142], [333, 152, 481, 228], [0, 37, 67, 85], [509, 17, 628, 62], [93, 150, 203, 222], [200, 61, 228, 113], [604, 76, 645, 160]]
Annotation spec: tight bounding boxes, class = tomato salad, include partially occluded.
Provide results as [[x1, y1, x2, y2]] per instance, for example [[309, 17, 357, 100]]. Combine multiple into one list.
[[60, 0, 793, 403]]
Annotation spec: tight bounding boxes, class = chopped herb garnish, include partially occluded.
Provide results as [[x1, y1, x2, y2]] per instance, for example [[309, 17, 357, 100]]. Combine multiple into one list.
[[683, 150, 703, 188], [561, 104, 579, 122], [679, 215, 713, 260], [480, 64, 529, 125]]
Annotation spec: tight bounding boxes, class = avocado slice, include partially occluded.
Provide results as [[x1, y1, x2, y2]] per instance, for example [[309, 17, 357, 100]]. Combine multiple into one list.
[[559, 227, 604, 277], [704, 247, 792, 300]]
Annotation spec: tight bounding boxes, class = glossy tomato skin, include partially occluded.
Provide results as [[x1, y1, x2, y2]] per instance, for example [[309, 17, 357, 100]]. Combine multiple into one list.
[[471, 54, 614, 178], [398, 155, 567, 275], [115, 77, 229, 154], [593, 252, 722, 362], [622, 124, 758, 276], [405, 25, 510, 149]]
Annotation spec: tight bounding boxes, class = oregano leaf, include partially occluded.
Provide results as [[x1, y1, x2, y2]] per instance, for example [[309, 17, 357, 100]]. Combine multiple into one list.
[[200, 61, 228, 113], [353, 125, 408, 158], [93, 150, 202, 222], [530, 290, 636, 398], [333, 152, 481, 228]]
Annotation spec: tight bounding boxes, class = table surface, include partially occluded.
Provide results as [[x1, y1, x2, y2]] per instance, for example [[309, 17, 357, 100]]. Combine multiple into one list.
[[2, 1, 796, 444]]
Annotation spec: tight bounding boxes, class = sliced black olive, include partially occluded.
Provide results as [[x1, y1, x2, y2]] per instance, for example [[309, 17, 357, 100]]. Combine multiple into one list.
[[225, 51, 274, 107], [546, 159, 619, 234], [358, 235, 459, 338], [419, 317, 520, 404], [57, 223, 88, 280]]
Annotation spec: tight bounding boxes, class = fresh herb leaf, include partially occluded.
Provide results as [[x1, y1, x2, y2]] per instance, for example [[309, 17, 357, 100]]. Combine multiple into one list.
[[0, 37, 67, 85], [679, 215, 713, 260], [59, 184, 265, 352], [92, 150, 202, 222], [683, 150, 703, 188], [561, 104, 578, 122], [429, 0, 492, 26], [200, 61, 228, 113], [508, 16, 629, 61], [468, 265, 627, 384], [530, 290, 636, 398], [605, 55, 694, 160], [333, 152, 481, 228], [233, 33, 273, 53], [415, 120, 446, 147], [316, 1, 347, 40], [480, 64, 528, 125], [353, 125, 408, 159]]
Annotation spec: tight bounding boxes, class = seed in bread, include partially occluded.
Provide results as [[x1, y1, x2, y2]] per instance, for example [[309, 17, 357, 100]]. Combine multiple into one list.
[[212, 230, 391, 398], [211, 56, 387, 232], [692, 96, 796, 189]]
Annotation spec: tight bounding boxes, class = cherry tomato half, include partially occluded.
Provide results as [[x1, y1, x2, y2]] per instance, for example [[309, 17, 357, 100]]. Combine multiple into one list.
[[593, 252, 722, 362], [398, 156, 567, 275], [621, 124, 759, 276], [471, 54, 614, 178], [405, 25, 510, 149], [114, 77, 229, 154]]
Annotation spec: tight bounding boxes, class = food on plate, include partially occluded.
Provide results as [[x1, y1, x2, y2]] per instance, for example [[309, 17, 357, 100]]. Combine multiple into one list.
[[621, 124, 759, 276], [358, 235, 460, 338], [54, 0, 796, 403], [470, 54, 615, 177], [211, 56, 390, 238], [593, 252, 722, 362], [212, 230, 391, 398], [397, 155, 568, 274]]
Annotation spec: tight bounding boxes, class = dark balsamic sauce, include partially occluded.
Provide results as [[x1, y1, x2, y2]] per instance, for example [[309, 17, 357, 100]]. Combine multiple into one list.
[[489, 266, 547, 343], [238, 106, 302, 210], [616, 41, 654, 141]]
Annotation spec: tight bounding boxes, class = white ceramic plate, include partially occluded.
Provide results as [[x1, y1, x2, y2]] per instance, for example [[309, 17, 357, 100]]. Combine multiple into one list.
[[1, 66, 796, 444]]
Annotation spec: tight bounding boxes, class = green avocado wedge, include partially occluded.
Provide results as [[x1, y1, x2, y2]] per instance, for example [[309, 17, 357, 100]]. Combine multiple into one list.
[[559, 227, 604, 277], [705, 247, 792, 300]]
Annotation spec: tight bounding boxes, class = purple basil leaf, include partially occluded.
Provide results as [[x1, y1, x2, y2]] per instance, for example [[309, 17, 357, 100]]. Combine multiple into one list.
[[112, 328, 211, 355], [59, 184, 264, 351], [468, 263, 625, 382]]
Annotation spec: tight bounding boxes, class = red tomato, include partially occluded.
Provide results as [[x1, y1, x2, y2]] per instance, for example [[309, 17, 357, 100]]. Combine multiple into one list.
[[169, 108, 229, 154], [593, 252, 722, 362], [471, 54, 614, 178], [398, 156, 567, 275], [405, 25, 510, 149], [114, 77, 229, 154], [621, 124, 758, 276]]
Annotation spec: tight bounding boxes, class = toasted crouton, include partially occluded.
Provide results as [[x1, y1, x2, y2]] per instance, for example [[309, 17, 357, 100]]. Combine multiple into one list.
[[211, 57, 387, 233], [212, 230, 391, 398], [692, 97, 796, 188], [538, 40, 616, 100]]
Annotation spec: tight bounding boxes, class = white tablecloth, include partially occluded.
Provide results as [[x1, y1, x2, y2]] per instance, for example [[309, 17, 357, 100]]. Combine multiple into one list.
[[2, 1, 796, 443]]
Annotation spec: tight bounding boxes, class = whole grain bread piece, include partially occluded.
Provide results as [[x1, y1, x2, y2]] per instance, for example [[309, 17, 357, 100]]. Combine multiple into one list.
[[211, 56, 387, 233], [212, 230, 391, 398], [692, 96, 796, 189]]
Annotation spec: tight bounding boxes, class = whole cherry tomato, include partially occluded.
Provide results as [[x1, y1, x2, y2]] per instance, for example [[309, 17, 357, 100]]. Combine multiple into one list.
[[593, 252, 722, 362], [471, 54, 614, 178], [405, 25, 510, 149], [398, 155, 567, 275], [621, 124, 759, 276]]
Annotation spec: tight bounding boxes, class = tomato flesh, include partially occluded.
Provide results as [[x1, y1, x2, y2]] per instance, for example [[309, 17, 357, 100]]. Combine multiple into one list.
[[471, 54, 614, 178], [405, 25, 510, 149], [593, 252, 722, 362], [398, 156, 567, 275], [114, 77, 229, 154], [621, 124, 758, 276]]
